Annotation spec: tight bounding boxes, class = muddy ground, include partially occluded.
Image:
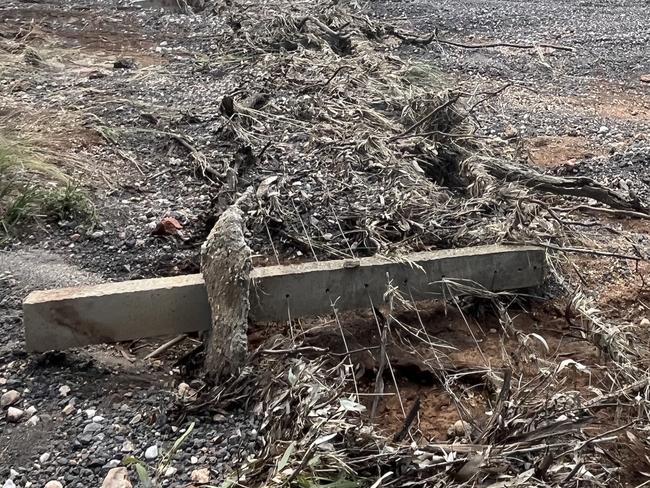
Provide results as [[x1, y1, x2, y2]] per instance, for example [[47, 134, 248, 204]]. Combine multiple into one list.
[[0, 0, 649, 486]]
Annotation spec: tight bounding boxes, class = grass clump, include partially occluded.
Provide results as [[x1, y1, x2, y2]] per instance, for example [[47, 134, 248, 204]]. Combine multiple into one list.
[[0, 134, 93, 233], [41, 181, 95, 223]]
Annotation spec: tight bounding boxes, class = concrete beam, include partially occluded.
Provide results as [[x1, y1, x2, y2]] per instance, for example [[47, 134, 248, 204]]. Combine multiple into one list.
[[23, 245, 544, 352]]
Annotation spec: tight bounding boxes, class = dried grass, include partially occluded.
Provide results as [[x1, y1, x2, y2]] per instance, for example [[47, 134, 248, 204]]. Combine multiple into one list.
[[174, 0, 650, 486]]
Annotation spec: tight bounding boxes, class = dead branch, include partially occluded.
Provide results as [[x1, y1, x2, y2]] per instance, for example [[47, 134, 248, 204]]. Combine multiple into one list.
[[509, 241, 644, 261], [393, 397, 420, 442], [386, 26, 574, 52], [557, 205, 650, 220], [201, 189, 253, 380], [144, 334, 188, 360], [479, 158, 649, 214], [390, 95, 461, 141]]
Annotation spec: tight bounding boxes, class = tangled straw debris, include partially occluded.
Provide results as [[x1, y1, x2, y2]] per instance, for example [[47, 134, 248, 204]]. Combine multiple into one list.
[[154, 0, 650, 485]]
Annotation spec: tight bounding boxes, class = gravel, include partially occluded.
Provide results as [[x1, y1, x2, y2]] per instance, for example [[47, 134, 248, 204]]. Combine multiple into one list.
[[372, 0, 650, 180], [0, 0, 648, 486]]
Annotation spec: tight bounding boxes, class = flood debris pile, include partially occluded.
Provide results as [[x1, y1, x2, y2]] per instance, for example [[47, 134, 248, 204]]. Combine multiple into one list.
[[184, 286, 650, 487], [167, 0, 650, 486], [2, 0, 649, 485]]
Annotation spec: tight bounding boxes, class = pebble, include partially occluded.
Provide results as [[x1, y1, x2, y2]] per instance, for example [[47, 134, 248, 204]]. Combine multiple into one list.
[[26, 415, 39, 426], [7, 406, 23, 422], [40, 452, 51, 464], [190, 456, 199, 464], [77, 433, 94, 445], [103, 460, 121, 469], [85, 409, 97, 418], [1, 390, 20, 408], [641, 318, 650, 327], [449, 419, 471, 437], [191, 468, 210, 483], [25, 405, 37, 417], [144, 445, 158, 460], [62, 404, 75, 416], [598, 125, 609, 134], [129, 413, 142, 425], [90, 231, 105, 239], [44, 481, 63, 488], [164, 467, 177, 477], [100, 467, 132, 488], [2, 480, 16, 488], [92, 415, 105, 423], [121, 440, 135, 453], [83, 422, 102, 433], [178, 382, 197, 401], [59, 385, 71, 397]]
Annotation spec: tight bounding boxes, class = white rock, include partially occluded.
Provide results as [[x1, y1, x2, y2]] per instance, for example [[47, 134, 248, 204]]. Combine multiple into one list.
[[2, 480, 16, 488], [641, 318, 650, 327], [177, 382, 197, 401], [62, 404, 75, 416], [39, 452, 51, 463], [121, 440, 135, 453], [598, 126, 609, 134], [25, 483, 32, 488], [191, 468, 210, 483], [164, 467, 177, 477], [144, 445, 158, 460], [190, 456, 198, 464], [129, 413, 141, 425], [59, 385, 71, 397], [92, 415, 105, 423], [44, 481, 63, 488], [100, 467, 132, 488], [449, 419, 470, 437], [8, 471, 17, 480], [6, 407, 23, 422], [0, 378, 6, 385], [103, 460, 121, 469], [26, 415, 39, 426], [25, 405, 37, 417], [83, 422, 102, 433], [85, 409, 97, 419], [1, 390, 20, 408]]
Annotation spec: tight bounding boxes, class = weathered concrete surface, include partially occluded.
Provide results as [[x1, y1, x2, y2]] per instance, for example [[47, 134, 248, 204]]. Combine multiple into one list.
[[251, 244, 544, 321], [23, 274, 210, 352], [23, 245, 544, 352]]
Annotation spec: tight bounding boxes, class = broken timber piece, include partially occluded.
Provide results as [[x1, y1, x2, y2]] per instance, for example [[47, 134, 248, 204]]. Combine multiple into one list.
[[201, 203, 251, 379], [23, 245, 545, 352]]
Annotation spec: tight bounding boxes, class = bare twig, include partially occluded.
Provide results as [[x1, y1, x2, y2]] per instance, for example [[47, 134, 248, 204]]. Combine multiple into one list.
[[144, 334, 188, 360]]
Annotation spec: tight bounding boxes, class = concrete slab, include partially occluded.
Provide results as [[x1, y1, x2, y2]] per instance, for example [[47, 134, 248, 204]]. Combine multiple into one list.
[[23, 245, 544, 352]]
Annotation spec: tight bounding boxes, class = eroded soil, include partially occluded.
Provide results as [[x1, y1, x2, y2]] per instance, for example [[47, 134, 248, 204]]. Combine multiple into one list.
[[1, 0, 649, 486]]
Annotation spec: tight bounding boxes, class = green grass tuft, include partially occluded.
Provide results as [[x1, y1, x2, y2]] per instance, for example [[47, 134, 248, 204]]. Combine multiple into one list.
[[0, 134, 93, 233]]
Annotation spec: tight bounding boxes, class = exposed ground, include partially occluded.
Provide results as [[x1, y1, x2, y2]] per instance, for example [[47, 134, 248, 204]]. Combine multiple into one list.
[[0, 0, 649, 487]]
